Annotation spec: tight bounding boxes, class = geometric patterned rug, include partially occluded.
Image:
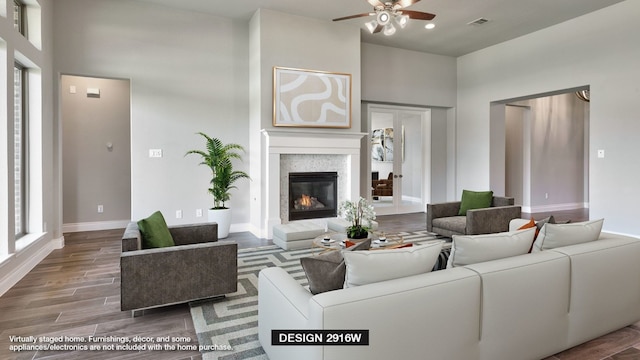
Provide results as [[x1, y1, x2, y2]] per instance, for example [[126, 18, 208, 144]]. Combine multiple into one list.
[[189, 230, 448, 359]]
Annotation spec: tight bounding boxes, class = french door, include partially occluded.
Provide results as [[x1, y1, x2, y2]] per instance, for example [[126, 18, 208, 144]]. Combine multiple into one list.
[[368, 104, 431, 215]]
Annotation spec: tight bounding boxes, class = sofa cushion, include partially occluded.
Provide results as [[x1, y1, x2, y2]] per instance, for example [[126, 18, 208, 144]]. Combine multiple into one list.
[[458, 190, 493, 215], [342, 241, 444, 288], [447, 228, 536, 268], [432, 216, 467, 234], [137, 211, 175, 249], [531, 219, 604, 252], [300, 239, 371, 294]]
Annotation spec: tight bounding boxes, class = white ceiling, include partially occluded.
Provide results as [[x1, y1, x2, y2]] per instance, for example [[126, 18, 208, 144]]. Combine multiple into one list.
[[137, 0, 625, 57]]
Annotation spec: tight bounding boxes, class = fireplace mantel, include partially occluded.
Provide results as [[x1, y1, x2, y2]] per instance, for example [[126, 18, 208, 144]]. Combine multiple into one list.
[[261, 129, 366, 238], [262, 129, 367, 155]]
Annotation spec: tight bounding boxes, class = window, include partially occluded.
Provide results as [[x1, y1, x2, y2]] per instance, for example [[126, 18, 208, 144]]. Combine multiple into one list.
[[14, 63, 27, 238], [13, 0, 26, 35]]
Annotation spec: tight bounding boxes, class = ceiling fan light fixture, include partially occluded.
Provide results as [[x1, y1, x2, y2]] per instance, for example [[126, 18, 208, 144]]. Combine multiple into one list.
[[395, 14, 409, 28], [425, 22, 435, 30], [377, 11, 391, 26], [365, 19, 378, 33], [383, 23, 396, 36]]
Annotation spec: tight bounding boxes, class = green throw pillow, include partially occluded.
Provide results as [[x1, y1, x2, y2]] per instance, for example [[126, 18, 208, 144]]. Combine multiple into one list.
[[458, 190, 494, 215], [137, 211, 175, 249]]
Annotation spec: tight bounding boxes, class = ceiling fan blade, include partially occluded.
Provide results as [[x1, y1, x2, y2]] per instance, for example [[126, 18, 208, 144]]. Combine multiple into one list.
[[372, 24, 384, 33], [367, 0, 386, 8], [333, 12, 373, 21], [395, 0, 421, 9], [401, 10, 436, 20]]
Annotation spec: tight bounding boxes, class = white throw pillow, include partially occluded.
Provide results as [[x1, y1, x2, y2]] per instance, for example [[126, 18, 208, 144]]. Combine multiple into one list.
[[446, 228, 536, 268], [531, 218, 604, 252], [342, 241, 443, 288]]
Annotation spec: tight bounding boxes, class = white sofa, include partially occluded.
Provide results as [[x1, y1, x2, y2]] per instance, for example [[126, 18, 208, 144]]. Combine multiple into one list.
[[258, 230, 640, 360]]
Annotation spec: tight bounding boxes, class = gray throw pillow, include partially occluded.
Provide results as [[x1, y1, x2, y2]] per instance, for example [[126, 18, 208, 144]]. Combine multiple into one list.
[[300, 239, 371, 294], [535, 216, 556, 232]]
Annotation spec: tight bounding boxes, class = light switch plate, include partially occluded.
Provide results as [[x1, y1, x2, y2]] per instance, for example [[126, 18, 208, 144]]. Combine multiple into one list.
[[597, 149, 605, 158], [149, 149, 163, 158]]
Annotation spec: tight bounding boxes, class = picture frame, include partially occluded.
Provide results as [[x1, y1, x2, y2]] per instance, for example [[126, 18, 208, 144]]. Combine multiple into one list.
[[273, 66, 352, 128]]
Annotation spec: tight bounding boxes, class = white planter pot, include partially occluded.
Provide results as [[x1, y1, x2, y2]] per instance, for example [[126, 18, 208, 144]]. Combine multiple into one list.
[[208, 208, 232, 239]]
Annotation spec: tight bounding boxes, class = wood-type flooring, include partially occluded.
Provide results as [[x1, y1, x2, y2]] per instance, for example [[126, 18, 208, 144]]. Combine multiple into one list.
[[1, 209, 639, 360]]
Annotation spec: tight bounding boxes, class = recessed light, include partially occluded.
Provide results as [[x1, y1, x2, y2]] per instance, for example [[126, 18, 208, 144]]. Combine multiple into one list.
[[425, 23, 435, 30]]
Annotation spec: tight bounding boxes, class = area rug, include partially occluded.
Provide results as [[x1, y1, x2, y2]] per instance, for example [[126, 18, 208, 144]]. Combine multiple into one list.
[[189, 230, 449, 360]]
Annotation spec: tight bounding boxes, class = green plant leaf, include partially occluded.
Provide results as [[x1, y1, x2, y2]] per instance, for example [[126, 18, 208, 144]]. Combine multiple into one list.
[[186, 132, 251, 209]]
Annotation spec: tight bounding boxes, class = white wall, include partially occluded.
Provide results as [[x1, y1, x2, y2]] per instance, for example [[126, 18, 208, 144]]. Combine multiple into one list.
[[53, 0, 251, 228], [248, 9, 362, 235], [505, 105, 525, 205], [361, 43, 456, 107], [361, 43, 457, 202], [61, 75, 131, 229], [528, 94, 587, 209], [505, 94, 588, 211], [457, 0, 640, 235], [0, 0, 56, 295]]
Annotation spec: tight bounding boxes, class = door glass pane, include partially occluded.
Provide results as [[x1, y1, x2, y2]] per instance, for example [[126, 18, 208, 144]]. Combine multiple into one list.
[[398, 112, 423, 211], [371, 111, 394, 211], [370, 106, 428, 215]]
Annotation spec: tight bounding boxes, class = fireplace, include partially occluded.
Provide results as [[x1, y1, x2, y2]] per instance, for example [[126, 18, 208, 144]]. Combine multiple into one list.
[[288, 172, 338, 221]]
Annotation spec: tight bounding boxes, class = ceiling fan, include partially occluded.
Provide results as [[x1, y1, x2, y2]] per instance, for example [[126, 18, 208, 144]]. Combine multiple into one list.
[[333, 0, 436, 35]]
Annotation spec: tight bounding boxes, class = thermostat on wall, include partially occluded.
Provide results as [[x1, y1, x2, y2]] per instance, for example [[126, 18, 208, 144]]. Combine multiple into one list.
[[87, 88, 101, 97]]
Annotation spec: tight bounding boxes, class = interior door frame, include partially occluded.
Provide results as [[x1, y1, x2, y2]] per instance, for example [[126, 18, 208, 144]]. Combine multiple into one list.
[[367, 104, 431, 215]]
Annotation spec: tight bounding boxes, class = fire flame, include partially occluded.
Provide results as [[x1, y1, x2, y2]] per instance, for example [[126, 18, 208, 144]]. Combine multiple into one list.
[[300, 194, 312, 208]]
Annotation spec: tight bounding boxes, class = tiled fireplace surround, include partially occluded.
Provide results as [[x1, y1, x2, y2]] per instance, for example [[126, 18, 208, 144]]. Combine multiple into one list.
[[261, 130, 366, 239]]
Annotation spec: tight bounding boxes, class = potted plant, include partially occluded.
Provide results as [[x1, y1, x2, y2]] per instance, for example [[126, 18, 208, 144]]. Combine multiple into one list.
[[339, 197, 376, 239], [186, 132, 250, 238]]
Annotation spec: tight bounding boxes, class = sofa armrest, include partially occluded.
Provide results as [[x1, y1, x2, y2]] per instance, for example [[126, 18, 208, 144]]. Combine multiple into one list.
[[120, 241, 237, 311], [492, 196, 515, 207], [427, 201, 461, 232], [169, 223, 218, 246], [122, 222, 142, 252], [259, 267, 313, 358], [466, 205, 522, 235]]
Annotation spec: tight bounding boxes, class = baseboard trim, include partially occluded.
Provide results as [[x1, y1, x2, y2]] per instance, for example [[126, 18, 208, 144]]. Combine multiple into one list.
[[522, 202, 588, 214], [63, 220, 130, 233], [52, 235, 65, 249], [0, 237, 58, 297], [229, 222, 252, 234]]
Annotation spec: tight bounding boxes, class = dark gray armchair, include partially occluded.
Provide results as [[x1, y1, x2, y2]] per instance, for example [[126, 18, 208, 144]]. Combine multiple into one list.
[[120, 222, 237, 316], [427, 197, 521, 237]]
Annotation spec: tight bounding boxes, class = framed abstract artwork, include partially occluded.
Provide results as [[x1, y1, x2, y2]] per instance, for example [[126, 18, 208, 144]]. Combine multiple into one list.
[[371, 127, 405, 162], [273, 66, 352, 128], [371, 128, 394, 162]]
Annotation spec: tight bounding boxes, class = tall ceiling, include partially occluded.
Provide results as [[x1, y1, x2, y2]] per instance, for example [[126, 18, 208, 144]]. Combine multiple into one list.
[[137, 0, 625, 57]]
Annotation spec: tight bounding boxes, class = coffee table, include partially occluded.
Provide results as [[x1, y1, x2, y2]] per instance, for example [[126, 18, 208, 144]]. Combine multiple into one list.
[[369, 231, 404, 249], [311, 232, 348, 253]]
